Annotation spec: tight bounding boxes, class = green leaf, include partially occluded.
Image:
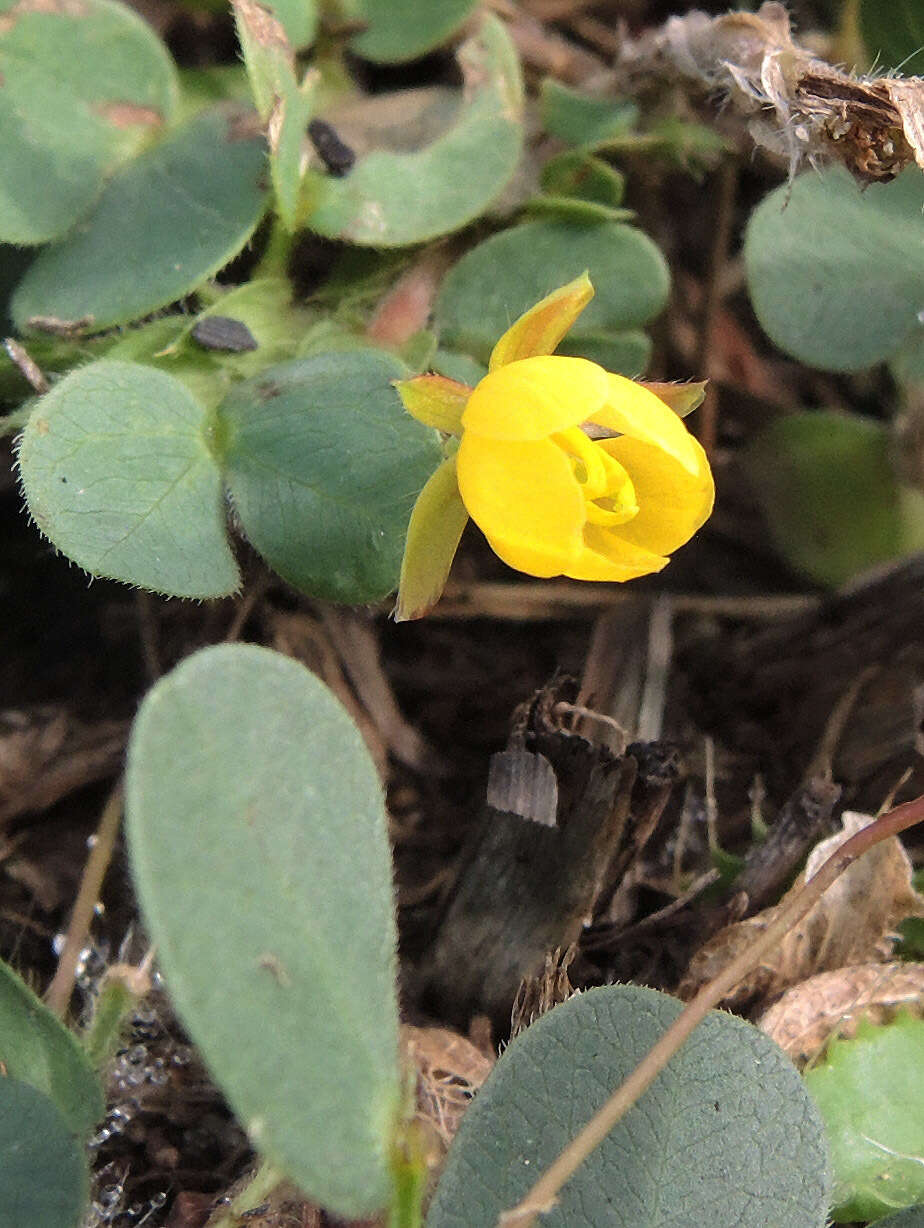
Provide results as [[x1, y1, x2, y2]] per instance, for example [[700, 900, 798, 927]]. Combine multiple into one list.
[[307, 16, 523, 246], [264, 0, 316, 50], [805, 1014, 924, 1222], [427, 984, 829, 1227], [232, 0, 316, 228], [11, 106, 269, 334], [744, 411, 924, 587], [540, 80, 638, 147], [0, 958, 103, 1137], [218, 350, 442, 603], [876, 1209, 924, 1228], [557, 329, 651, 377], [0, 0, 178, 245], [859, 0, 924, 74], [0, 1078, 89, 1228], [434, 218, 669, 369], [540, 150, 625, 209], [745, 166, 924, 372], [125, 642, 402, 1218], [348, 0, 478, 64], [18, 360, 239, 597]]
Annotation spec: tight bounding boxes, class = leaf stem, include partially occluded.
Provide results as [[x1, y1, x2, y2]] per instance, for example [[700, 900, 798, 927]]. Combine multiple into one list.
[[499, 791, 924, 1226]]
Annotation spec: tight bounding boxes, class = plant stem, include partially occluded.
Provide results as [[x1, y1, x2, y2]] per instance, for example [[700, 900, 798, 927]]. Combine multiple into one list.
[[45, 780, 124, 1017], [0, 405, 34, 436], [499, 791, 924, 1226]]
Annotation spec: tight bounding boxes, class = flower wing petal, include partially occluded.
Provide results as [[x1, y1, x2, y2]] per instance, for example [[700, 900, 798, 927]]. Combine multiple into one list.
[[457, 432, 584, 574], [395, 455, 469, 621], [394, 374, 471, 435], [590, 375, 705, 473], [488, 272, 595, 370], [461, 355, 609, 441], [599, 434, 714, 556]]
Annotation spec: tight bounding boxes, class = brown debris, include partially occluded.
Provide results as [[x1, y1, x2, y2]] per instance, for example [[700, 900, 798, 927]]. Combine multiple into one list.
[[621, 1, 924, 183], [404, 1023, 494, 1149], [679, 810, 924, 1008], [758, 961, 924, 1065], [0, 707, 126, 826], [510, 946, 576, 1037]]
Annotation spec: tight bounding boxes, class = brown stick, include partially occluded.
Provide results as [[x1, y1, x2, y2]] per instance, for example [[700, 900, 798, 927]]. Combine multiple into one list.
[[45, 782, 124, 1017], [499, 790, 924, 1226]]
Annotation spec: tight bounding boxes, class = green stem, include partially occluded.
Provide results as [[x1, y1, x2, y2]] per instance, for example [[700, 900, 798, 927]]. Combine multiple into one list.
[[252, 216, 294, 281]]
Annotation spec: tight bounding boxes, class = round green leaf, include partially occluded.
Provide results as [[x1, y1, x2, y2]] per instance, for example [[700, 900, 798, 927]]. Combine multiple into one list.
[[805, 1014, 924, 1222], [0, 1078, 89, 1228], [876, 1209, 924, 1228], [218, 350, 442, 603], [349, 0, 478, 64], [11, 107, 269, 334], [18, 360, 238, 597], [539, 80, 639, 148], [0, 0, 178, 245], [0, 958, 103, 1137], [745, 166, 924, 372], [125, 643, 402, 1218], [859, 0, 924, 74], [427, 984, 830, 1228], [434, 218, 669, 365], [744, 411, 924, 586], [308, 16, 523, 246]]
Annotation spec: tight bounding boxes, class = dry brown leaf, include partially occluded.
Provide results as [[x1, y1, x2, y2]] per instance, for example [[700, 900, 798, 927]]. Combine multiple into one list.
[[678, 810, 924, 1008], [758, 961, 924, 1065], [622, 1, 924, 183], [403, 1023, 494, 1151]]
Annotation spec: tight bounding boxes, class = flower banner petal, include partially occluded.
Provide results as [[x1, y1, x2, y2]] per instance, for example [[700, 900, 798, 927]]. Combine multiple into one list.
[[394, 374, 471, 435], [457, 433, 584, 569], [600, 435, 714, 556], [488, 272, 594, 370], [590, 375, 705, 473], [461, 355, 608, 440], [395, 455, 469, 621]]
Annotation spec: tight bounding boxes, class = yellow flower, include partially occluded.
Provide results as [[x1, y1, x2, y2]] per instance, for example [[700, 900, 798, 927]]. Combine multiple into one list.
[[393, 273, 714, 620]]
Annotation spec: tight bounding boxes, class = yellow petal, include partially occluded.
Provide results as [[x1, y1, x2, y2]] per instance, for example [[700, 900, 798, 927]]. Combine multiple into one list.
[[461, 355, 608, 441], [393, 374, 471, 435], [488, 272, 595, 370], [599, 434, 714, 556], [394, 455, 469, 621], [588, 375, 704, 474], [457, 432, 584, 572], [565, 528, 669, 581]]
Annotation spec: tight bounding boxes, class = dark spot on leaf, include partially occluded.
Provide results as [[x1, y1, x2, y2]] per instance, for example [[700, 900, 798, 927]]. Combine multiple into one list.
[[254, 380, 281, 402], [192, 316, 258, 353]]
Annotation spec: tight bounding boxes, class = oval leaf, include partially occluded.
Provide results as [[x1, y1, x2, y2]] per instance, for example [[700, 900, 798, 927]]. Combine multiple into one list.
[[805, 1014, 924, 1222], [125, 643, 402, 1217], [218, 350, 442, 603], [0, 0, 178, 244], [427, 984, 830, 1228], [349, 0, 477, 63], [744, 411, 924, 586], [12, 106, 268, 334], [434, 218, 669, 369], [308, 16, 523, 246], [18, 360, 238, 597], [0, 1078, 89, 1228], [0, 958, 102, 1138], [745, 165, 924, 372]]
